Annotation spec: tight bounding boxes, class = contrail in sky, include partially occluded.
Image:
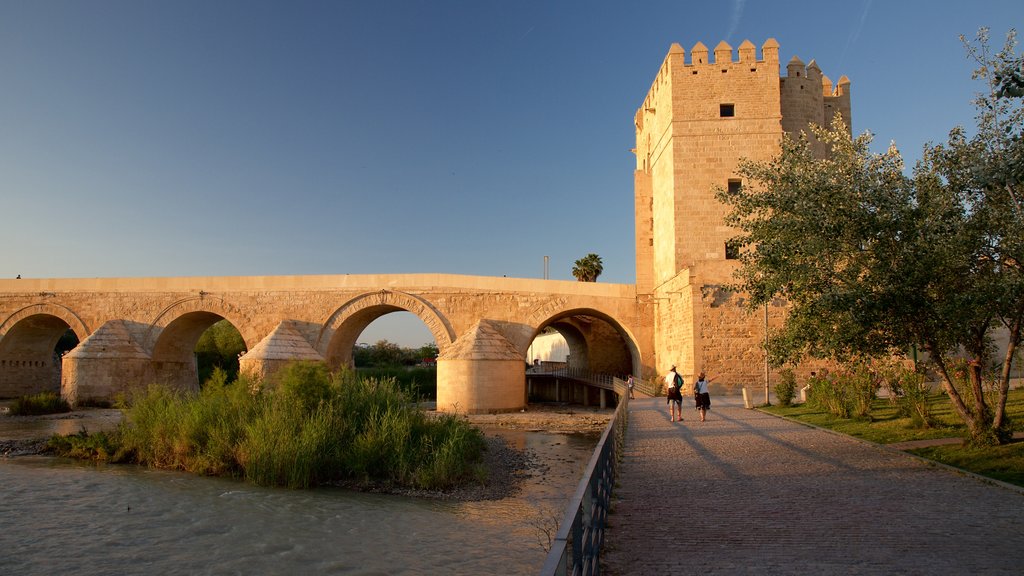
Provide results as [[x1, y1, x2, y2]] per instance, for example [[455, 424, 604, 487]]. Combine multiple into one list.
[[841, 0, 873, 68], [724, 0, 745, 43]]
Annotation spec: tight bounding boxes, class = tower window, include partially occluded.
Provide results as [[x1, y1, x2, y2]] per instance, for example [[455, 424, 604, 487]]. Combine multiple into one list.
[[727, 179, 742, 195], [720, 104, 735, 117], [725, 240, 740, 260]]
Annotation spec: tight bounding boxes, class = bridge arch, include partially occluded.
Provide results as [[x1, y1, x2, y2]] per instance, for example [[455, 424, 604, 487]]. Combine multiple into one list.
[[143, 296, 255, 354], [0, 303, 89, 397], [317, 290, 455, 368], [0, 302, 89, 344], [142, 296, 253, 392], [526, 307, 642, 378]]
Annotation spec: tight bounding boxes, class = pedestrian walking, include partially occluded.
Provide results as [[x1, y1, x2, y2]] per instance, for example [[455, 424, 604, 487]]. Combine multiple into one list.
[[626, 374, 635, 399], [694, 371, 712, 422], [664, 365, 684, 422]]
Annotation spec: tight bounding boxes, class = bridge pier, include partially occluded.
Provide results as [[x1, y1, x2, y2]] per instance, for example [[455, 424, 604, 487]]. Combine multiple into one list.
[[239, 321, 325, 383], [436, 321, 526, 414], [0, 358, 59, 398], [61, 321, 153, 406]]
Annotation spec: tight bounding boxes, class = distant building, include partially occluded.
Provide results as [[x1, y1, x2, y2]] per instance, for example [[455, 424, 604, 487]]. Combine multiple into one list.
[[528, 329, 569, 363]]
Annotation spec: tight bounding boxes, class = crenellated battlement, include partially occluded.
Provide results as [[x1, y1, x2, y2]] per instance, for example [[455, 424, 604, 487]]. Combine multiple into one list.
[[669, 38, 779, 67], [639, 39, 781, 116]]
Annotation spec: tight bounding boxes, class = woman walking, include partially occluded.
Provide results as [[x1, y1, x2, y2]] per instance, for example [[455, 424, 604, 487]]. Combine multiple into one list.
[[664, 365, 684, 422], [694, 371, 712, 422]]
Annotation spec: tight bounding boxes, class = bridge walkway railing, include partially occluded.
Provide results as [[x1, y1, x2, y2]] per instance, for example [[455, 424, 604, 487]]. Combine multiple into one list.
[[538, 376, 628, 576], [525, 366, 618, 390]]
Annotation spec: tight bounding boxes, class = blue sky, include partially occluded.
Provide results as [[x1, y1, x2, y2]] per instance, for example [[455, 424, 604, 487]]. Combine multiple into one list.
[[1, 1, 1019, 346]]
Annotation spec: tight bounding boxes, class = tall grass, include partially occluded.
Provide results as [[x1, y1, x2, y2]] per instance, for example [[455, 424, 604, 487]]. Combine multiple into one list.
[[355, 367, 437, 400], [806, 364, 878, 419], [9, 391, 71, 415], [50, 362, 485, 490]]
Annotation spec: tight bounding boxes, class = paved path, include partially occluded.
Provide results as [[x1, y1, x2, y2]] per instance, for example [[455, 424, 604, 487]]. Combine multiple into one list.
[[601, 395, 1024, 575]]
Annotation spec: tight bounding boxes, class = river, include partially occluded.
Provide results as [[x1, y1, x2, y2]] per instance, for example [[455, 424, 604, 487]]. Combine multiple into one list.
[[0, 421, 598, 575]]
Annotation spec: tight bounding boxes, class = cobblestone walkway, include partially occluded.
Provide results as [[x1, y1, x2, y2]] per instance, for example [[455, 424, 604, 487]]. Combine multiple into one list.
[[601, 396, 1024, 575]]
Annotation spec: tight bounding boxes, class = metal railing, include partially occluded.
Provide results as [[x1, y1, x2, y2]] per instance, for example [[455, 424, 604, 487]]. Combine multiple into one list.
[[631, 375, 661, 398], [525, 366, 619, 391], [539, 377, 629, 576]]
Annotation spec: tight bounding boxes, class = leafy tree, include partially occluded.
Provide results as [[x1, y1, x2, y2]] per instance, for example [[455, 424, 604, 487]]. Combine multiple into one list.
[[416, 342, 439, 362], [717, 28, 1022, 445], [368, 339, 405, 367], [195, 320, 246, 384], [572, 253, 604, 282]]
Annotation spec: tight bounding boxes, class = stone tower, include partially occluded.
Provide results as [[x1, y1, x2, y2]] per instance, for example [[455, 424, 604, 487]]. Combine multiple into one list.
[[634, 39, 851, 386]]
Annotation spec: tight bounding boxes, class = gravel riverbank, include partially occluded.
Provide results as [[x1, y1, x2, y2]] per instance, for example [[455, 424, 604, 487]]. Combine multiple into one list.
[[2, 402, 614, 501]]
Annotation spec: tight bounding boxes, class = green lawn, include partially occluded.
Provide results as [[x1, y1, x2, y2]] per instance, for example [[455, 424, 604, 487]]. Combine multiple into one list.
[[761, 388, 1024, 488]]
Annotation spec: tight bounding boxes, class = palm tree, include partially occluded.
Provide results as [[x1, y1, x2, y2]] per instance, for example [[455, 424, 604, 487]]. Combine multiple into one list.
[[572, 253, 604, 282]]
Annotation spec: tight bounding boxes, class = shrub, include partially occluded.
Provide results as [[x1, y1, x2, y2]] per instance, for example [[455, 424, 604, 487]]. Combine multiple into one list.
[[274, 361, 335, 413], [807, 372, 850, 418], [356, 366, 437, 400], [775, 369, 797, 407], [805, 361, 880, 419], [9, 391, 71, 415], [51, 362, 484, 491], [897, 369, 936, 429], [46, 429, 120, 461], [847, 363, 879, 419]]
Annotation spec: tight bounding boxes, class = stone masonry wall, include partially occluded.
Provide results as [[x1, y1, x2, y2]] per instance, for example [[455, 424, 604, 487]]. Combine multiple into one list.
[[637, 38, 852, 389]]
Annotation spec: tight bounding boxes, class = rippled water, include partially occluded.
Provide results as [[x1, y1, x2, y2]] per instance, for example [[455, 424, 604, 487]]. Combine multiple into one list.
[[0, 428, 597, 575]]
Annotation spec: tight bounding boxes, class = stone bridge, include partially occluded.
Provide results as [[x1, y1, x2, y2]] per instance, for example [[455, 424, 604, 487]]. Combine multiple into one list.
[[0, 274, 650, 413]]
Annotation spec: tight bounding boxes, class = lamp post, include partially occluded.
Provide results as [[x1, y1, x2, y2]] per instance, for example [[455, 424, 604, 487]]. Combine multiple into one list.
[[764, 301, 770, 405], [544, 256, 549, 280]]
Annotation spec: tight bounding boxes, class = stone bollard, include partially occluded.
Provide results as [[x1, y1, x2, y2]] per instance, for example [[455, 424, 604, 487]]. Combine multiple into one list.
[[800, 385, 811, 403], [742, 387, 753, 409]]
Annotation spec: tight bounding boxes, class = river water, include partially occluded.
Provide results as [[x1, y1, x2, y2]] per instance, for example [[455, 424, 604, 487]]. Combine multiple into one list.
[[0, 422, 597, 575]]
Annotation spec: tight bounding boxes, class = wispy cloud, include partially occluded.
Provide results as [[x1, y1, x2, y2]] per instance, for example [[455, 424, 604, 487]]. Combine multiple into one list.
[[841, 0, 872, 67], [724, 0, 746, 43]]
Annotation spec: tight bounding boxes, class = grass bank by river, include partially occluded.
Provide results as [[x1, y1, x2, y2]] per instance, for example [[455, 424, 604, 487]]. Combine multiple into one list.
[[47, 362, 486, 490], [761, 388, 1024, 487]]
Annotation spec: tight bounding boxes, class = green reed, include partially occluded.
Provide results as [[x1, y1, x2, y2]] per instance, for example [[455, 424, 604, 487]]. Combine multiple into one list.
[[49, 363, 486, 490], [9, 391, 71, 416]]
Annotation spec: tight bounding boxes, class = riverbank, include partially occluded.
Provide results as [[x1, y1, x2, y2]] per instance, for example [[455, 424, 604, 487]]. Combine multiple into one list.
[[1, 401, 613, 501]]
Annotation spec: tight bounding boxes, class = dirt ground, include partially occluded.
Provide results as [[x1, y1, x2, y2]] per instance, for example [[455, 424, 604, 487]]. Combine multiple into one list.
[[463, 402, 613, 435]]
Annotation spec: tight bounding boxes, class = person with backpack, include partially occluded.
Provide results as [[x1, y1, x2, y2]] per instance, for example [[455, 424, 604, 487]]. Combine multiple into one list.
[[664, 365, 684, 422], [694, 371, 712, 422]]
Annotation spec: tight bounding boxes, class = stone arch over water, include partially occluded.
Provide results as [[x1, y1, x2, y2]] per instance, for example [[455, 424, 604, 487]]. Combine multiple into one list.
[[143, 295, 254, 354], [527, 307, 642, 378], [143, 296, 252, 392], [0, 303, 90, 397], [317, 290, 455, 368], [0, 302, 89, 344]]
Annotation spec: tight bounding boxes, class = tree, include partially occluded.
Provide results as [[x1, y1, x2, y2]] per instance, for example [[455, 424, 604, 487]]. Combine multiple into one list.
[[195, 320, 246, 384], [572, 253, 604, 282], [718, 116, 915, 364], [717, 26, 1023, 445], [368, 339, 405, 367], [416, 342, 439, 361]]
